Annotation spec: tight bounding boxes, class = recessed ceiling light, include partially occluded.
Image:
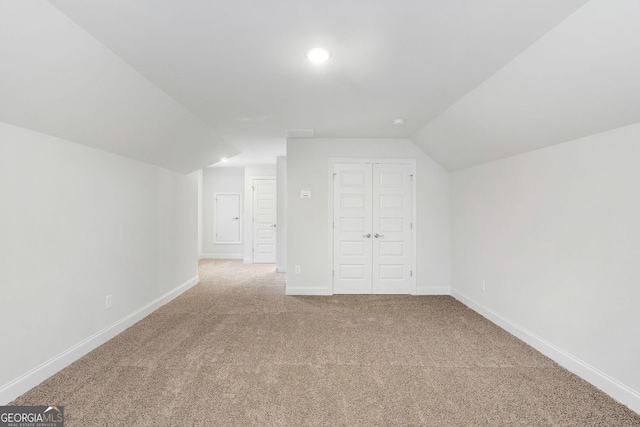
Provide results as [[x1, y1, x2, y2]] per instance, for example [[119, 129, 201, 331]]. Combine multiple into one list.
[[220, 157, 228, 162], [305, 47, 332, 64], [394, 119, 405, 125]]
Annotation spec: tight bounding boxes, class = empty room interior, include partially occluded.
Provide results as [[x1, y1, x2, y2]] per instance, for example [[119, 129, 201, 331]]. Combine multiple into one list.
[[1, 0, 640, 424]]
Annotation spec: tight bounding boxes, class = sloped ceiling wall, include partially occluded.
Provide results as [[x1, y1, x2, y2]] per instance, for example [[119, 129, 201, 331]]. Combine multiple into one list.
[[412, 0, 640, 171], [41, 0, 590, 168], [3, 1, 639, 172], [0, 1, 238, 173]]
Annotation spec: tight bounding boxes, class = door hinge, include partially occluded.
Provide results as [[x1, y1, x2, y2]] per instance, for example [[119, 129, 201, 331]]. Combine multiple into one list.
[[410, 174, 414, 182], [411, 222, 413, 230], [333, 172, 337, 180], [252, 186, 255, 191], [410, 270, 413, 277]]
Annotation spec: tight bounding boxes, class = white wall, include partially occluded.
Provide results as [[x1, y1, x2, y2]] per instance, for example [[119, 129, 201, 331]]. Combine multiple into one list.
[[450, 123, 640, 413], [200, 167, 245, 259], [0, 122, 199, 404], [276, 157, 287, 272], [286, 138, 450, 295], [197, 169, 204, 256], [243, 165, 277, 263]]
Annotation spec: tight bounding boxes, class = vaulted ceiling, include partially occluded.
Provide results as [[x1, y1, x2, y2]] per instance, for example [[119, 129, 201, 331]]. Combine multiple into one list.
[[2, 1, 639, 173]]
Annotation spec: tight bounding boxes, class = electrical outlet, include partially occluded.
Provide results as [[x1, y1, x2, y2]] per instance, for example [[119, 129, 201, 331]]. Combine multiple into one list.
[[480, 280, 486, 291], [294, 266, 301, 274], [106, 295, 112, 309]]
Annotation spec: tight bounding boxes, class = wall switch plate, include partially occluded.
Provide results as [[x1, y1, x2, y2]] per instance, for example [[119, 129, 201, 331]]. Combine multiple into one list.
[[106, 295, 112, 309], [300, 190, 311, 199], [480, 280, 486, 291], [294, 266, 301, 274]]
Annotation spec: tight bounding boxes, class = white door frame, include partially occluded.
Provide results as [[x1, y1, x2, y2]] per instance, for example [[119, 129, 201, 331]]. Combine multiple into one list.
[[328, 158, 417, 295], [248, 176, 276, 264]]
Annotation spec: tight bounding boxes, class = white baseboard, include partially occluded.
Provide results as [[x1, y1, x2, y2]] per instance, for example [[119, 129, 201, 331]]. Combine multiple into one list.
[[286, 286, 451, 296], [0, 275, 200, 405], [414, 286, 450, 295], [199, 253, 243, 260], [285, 287, 332, 296], [451, 289, 640, 415]]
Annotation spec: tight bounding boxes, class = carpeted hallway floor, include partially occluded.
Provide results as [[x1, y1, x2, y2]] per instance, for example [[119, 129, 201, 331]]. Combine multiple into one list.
[[12, 259, 640, 426]]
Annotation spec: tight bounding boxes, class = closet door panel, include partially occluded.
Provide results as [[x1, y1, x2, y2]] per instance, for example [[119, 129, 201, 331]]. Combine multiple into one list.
[[333, 163, 373, 294], [372, 163, 413, 294]]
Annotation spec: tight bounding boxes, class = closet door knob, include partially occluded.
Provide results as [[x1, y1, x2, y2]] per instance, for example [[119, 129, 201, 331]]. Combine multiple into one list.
[[374, 233, 384, 238], [363, 233, 371, 238]]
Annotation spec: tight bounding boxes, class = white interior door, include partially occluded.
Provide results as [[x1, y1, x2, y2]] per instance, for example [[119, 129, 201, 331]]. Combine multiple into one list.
[[252, 179, 276, 263], [372, 164, 413, 294], [333, 162, 413, 294], [214, 193, 241, 244], [333, 163, 373, 294]]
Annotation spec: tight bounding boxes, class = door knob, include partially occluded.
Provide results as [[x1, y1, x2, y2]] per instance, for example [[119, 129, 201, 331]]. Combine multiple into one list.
[[363, 233, 371, 238], [232, 217, 239, 220], [374, 233, 384, 238], [271, 224, 277, 228]]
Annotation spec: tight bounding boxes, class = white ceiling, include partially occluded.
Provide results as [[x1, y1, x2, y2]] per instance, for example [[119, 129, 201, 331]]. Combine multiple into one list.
[[0, 1, 238, 173], [412, 0, 640, 170], [4, 1, 638, 172]]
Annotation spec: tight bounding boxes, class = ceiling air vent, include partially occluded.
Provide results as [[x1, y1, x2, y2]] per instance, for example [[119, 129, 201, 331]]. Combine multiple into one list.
[[285, 129, 315, 138]]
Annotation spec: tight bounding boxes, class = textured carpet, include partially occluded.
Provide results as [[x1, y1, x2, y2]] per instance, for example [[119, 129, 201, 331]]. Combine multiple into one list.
[[12, 259, 640, 426]]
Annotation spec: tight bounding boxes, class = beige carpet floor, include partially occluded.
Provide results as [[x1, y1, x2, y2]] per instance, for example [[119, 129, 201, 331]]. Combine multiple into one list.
[[12, 259, 640, 426]]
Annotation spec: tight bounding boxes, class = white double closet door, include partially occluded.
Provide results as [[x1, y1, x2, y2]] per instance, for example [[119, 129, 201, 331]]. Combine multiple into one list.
[[333, 162, 414, 294]]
